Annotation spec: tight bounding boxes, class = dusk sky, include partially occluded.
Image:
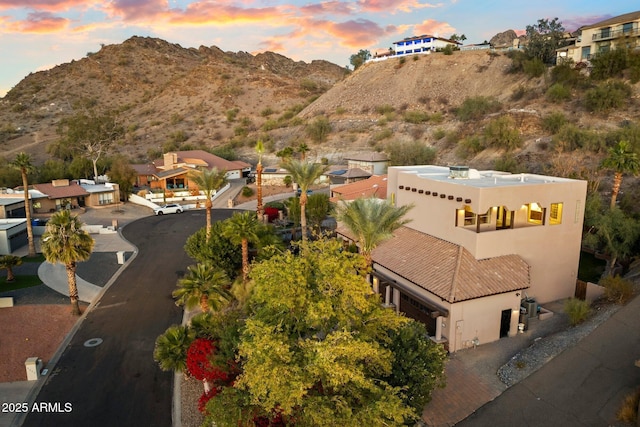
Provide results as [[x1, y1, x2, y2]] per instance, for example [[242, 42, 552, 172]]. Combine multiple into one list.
[[1, 1, 638, 97]]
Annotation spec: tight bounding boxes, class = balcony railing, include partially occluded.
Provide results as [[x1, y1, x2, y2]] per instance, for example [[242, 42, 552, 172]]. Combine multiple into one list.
[[592, 26, 639, 41]]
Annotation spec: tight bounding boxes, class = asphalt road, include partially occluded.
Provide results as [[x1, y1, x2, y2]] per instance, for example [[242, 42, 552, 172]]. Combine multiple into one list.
[[22, 209, 241, 427]]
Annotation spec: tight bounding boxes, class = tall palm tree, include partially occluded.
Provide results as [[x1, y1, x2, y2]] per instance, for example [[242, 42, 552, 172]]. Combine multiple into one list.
[[154, 324, 192, 373], [0, 255, 23, 282], [173, 262, 231, 313], [221, 211, 261, 282], [281, 159, 328, 241], [335, 197, 413, 270], [602, 140, 640, 209], [255, 140, 264, 219], [41, 210, 94, 315], [189, 168, 227, 241], [10, 153, 36, 257]]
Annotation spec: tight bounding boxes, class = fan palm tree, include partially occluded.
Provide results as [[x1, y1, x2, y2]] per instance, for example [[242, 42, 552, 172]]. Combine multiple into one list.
[[602, 140, 640, 209], [221, 211, 261, 282], [153, 324, 192, 373], [10, 153, 36, 257], [0, 255, 23, 282], [173, 262, 232, 313], [255, 140, 265, 219], [189, 167, 227, 241], [41, 210, 94, 315], [281, 159, 328, 241], [335, 197, 413, 270]]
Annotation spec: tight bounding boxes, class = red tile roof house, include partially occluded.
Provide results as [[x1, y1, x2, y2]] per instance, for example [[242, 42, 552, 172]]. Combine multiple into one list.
[[31, 179, 121, 212], [338, 165, 587, 352], [329, 175, 388, 202]]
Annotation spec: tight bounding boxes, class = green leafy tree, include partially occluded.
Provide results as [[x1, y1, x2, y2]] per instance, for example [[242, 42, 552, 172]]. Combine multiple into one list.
[[38, 159, 69, 183], [449, 33, 467, 42], [306, 193, 331, 233], [184, 224, 242, 280], [281, 160, 329, 241], [349, 49, 371, 70], [524, 18, 566, 64], [0, 255, 23, 282], [153, 324, 193, 373], [107, 155, 137, 201], [54, 111, 124, 181], [10, 153, 36, 257], [386, 140, 437, 166], [41, 210, 95, 315], [255, 140, 264, 218], [602, 140, 640, 209], [221, 211, 261, 282], [173, 262, 232, 313], [232, 239, 421, 426], [335, 197, 412, 269], [189, 167, 227, 241], [583, 207, 640, 276]]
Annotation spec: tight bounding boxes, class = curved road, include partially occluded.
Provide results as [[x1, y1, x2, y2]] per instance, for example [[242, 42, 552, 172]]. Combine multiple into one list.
[[22, 209, 241, 427]]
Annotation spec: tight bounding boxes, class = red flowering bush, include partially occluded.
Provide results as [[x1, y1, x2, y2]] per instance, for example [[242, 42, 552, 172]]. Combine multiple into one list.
[[186, 338, 229, 383], [263, 206, 280, 222]]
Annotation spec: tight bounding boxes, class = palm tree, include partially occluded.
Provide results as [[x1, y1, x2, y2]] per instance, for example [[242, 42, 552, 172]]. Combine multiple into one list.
[[0, 255, 23, 282], [10, 153, 36, 257], [41, 210, 94, 315], [335, 197, 413, 270], [154, 324, 192, 373], [189, 168, 227, 241], [602, 140, 640, 209], [281, 159, 328, 241], [221, 211, 261, 282], [173, 262, 232, 313], [255, 140, 264, 219]]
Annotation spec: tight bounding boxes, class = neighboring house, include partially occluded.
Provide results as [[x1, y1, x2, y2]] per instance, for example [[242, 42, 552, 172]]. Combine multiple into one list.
[[325, 168, 371, 185], [345, 152, 388, 175], [330, 175, 388, 202], [0, 219, 27, 255], [132, 150, 247, 191], [556, 10, 640, 63], [393, 35, 461, 56], [338, 165, 587, 352], [0, 195, 26, 219], [79, 181, 121, 207], [32, 180, 90, 212]]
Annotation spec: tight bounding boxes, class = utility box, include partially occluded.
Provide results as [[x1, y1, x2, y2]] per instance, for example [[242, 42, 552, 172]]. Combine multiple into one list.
[[25, 357, 42, 381], [116, 251, 125, 265]]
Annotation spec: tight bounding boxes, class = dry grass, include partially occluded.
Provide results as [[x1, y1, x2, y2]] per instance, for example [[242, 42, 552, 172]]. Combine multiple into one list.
[[617, 387, 640, 424]]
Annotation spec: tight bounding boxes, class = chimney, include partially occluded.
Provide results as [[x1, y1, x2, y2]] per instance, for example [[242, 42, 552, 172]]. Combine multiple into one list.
[[163, 152, 178, 169], [52, 179, 70, 187]]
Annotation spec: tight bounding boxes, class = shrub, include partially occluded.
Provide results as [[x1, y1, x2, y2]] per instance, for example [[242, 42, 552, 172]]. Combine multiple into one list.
[[564, 298, 591, 326], [241, 186, 254, 197], [305, 116, 332, 143], [430, 112, 444, 124], [551, 62, 584, 87], [262, 119, 279, 131], [413, 55, 420, 61], [553, 124, 604, 152], [617, 387, 640, 424], [600, 275, 634, 305], [442, 45, 454, 55], [546, 83, 571, 103], [455, 96, 501, 122], [523, 58, 546, 78], [590, 48, 629, 80], [225, 108, 239, 122], [432, 128, 446, 140], [373, 128, 393, 142], [483, 116, 521, 150], [510, 86, 527, 101], [494, 154, 525, 173], [583, 81, 632, 112], [386, 140, 437, 166], [541, 112, 567, 134], [403, 110, 429, 124], [260, 107, 275, 117], [456, 136, 483, 159], [375, 104, 395, 115]]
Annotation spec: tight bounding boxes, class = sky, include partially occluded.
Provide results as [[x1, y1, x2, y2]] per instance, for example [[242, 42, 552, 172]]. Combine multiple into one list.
[[0, 1, 638, 97]]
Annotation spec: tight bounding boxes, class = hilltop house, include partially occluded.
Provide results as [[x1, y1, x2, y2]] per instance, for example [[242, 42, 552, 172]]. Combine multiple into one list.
[[556, 10, 640, 63], [393, 35, 461, 57], [338, 165, 587, 352]]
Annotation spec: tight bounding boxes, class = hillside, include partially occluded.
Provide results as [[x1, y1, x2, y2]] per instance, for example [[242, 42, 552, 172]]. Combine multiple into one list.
[[1, 38, 639, 202]]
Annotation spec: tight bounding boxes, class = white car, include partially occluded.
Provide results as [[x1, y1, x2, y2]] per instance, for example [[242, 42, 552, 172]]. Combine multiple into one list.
[[153, 204, 183, 215]]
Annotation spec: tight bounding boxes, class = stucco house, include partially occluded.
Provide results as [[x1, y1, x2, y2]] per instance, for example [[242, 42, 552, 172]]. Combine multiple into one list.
[[556, 10, 640, 63], [0, 219, 27, 255], [393, 35, 461, 57], [338, 165, 587, 352], [0, 194, 26, 219], [330, 175, 388, 202]]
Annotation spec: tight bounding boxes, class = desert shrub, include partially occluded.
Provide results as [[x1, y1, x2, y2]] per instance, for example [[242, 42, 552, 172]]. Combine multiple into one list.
[[386, 140, 437, 166], [241, 186, 254, 197], [511, 86, 527, 101], [11, 103, 27, 113], [553, 124, 604, 152], [523, 58, 546, 78], [541, 112, 567, 134], [600, 275, 634, 305], [483, 116, 521, 150], [456, 136, 483, 159], [494, 154, 526, 173], [225, 108, 239, 122], [442, 45, 454, 55], [546, 83, 572, 102], [583, 81, 632, 112], [432, 128, 446, 140], [375, 104, 395, 115], [430, 112, 444, 124], [403, 110, 429, 124], [550, 62, 584, 87], [506, 50, 529, 74], [209, 145, 237, 161], [617, 387, 640, 424], [299, 78, 319, 93], [260, 107, 275, 117], [413, 55, 420, 61], [373, 128, 393, 141], [335, 107, 347, 115], [590, 48, 629, 80], [564, 298, 591, 326], [455, 96, 501, 121], [262, 119, 279, 131], [305, 116, 331, 143]]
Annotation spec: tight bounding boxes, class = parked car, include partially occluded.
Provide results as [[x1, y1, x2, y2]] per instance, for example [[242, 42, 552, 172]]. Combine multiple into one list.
[[153, 204, 183, 215]]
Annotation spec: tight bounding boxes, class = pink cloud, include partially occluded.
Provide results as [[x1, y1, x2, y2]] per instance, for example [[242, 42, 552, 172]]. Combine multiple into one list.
[[6, 11, 68, 33], [300, 1, 354, 16], [358, 0, 441, 14], [413, 18, 455, 37], [166, 2, 289, 25], [0, 0, 86, 12], [105, 0, 166, 21], [561, 14, 611, 32]]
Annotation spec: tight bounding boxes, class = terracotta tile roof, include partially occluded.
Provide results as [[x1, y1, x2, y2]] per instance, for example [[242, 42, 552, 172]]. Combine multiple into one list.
[[33, 182, 90, 200], [339, 226, 529, 302], [345, 152, 389, 162], [330, 175, 388, 202]]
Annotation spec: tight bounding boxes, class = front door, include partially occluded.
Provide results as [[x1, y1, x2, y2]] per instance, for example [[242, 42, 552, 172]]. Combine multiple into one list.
[[500, 309, 511, 338]]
